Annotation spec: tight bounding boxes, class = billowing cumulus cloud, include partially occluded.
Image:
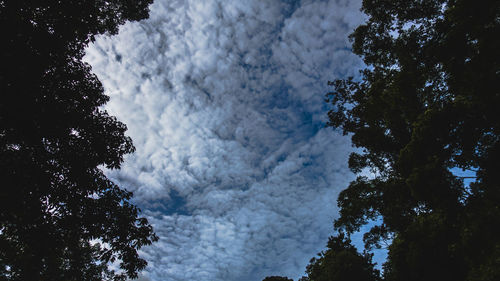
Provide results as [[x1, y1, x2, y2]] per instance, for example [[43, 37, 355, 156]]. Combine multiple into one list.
[[85, 0, 364, 280]]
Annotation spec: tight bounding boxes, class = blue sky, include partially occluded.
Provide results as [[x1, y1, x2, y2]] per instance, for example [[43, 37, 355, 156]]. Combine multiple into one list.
[[84, 0, 372, 280]]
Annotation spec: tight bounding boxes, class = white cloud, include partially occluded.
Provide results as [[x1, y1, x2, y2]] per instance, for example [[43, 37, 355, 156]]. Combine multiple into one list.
[[85, 0, 364, 280]]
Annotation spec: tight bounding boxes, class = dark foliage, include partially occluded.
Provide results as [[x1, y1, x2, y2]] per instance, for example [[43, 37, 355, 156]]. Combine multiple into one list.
[[263, 276, 294, 281], [325, 0, 500, 280], [300, 232, 380, 281], [263, 233, 379, 281], [0, 1, 156, 280]]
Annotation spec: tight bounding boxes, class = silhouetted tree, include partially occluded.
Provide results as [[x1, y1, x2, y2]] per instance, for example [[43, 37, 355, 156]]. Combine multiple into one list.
[[326, 0, 500, 280], [0, 1, 156, 280], [302, 232, 379, 281], [263, 276, 294, 281]]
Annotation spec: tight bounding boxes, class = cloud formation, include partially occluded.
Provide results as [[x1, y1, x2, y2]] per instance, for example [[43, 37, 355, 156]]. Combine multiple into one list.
[[85, 0, 364, 280]]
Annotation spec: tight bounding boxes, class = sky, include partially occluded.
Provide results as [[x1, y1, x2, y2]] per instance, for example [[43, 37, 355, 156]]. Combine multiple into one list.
[[84, 0, 373, 280]]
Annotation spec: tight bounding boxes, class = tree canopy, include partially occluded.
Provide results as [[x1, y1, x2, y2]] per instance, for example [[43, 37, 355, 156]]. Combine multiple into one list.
[[266, 0, 499, 280], [326, 0, 500, 280], [0, 1, 156, 280]]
